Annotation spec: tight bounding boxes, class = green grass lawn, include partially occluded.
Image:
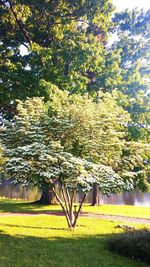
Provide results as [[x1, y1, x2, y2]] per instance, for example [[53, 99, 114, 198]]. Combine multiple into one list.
[[0, 197, 150, 219], [0, 214, 149, 267], [0, 198, 150, 267], [83, 204, 150, 219]]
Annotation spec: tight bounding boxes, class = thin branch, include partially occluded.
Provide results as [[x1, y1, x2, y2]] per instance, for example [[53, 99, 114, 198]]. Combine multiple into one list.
[[65, 188, 75, 224], [61, 184, 70, 216], [73, 193, 86, 228], [66, 188, 71, 209], [51, 187, 71, 227], [21, 43, 29, 49], [8, 0, 32, 45], [71, 189, 76, 211]]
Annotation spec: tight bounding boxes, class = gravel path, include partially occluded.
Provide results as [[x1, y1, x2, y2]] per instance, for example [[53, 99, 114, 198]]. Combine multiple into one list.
[[0, 211, 150, 224], [81, 212, 150, 224]]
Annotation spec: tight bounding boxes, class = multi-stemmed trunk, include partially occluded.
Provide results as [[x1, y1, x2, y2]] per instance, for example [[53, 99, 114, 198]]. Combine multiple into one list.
[[52, 186, 86, 228]]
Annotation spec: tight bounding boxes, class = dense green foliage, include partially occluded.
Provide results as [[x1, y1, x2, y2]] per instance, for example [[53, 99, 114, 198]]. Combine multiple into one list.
[[1, 2, 149, 114], [111, 9, 150, 143], [108, 229, 150, 264], [112, 9, 150, 96], [0, 0, 114, 113], [42, 81, 130, 164]]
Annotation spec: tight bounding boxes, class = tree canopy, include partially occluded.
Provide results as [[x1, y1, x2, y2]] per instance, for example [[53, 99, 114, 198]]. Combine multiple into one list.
[[0, 0, 114, 114], [0, 97, 130, 227]]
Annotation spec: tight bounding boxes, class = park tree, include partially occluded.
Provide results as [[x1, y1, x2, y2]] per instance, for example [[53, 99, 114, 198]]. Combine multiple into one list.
[[1, 88, 149, 203], [0, 93, 129, 203], [1, 96, 149, 207], [0, 0, 114, 115], [4, 144, 127, 228], [0, 97, 130, 227]]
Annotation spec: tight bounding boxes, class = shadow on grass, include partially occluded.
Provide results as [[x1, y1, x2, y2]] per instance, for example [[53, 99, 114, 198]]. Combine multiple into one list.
[[0, 223, 66, 231], [0, 198, 61, 214], [0, 230, 147, 267]]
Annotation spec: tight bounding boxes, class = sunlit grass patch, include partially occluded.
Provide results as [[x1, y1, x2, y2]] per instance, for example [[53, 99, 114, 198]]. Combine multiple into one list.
[[82, 204, 150, 219], [1, 198, 150, 220], [0, 214, 149, 267]]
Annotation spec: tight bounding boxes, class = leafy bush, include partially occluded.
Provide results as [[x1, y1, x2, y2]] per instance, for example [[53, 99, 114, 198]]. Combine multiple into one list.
[[108, 229, 150, 264]]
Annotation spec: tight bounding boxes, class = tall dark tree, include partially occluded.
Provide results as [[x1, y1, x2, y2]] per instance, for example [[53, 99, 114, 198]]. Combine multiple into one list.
[[0, 0, 114, 115]]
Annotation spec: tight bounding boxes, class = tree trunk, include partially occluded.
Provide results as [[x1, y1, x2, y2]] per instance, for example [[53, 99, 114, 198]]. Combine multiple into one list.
[[91, 183, 98, 206], [52, 187, 86, 228], [37, 184, 56, 204]]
